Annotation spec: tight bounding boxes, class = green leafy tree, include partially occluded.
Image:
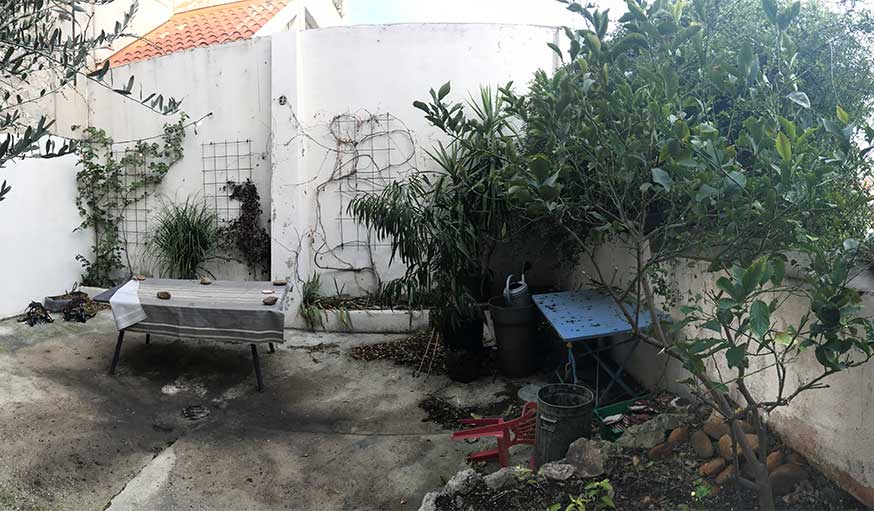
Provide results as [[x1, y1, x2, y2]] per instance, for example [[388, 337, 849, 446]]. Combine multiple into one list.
[[1, 0, 180, 203], [493, 0, 874, 508]]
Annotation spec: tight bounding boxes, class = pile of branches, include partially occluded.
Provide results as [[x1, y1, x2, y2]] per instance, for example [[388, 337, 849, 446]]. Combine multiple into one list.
[[350, 330, 445, 375], [62, 295, 100, 323], [18, 302, 53, 326]]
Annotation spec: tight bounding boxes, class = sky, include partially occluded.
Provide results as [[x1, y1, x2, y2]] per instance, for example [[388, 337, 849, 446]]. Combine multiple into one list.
[[345, 0, 627, 26]]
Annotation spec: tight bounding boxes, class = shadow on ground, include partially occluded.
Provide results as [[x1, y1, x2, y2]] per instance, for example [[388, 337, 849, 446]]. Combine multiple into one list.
[[0, 311, 528, 510]]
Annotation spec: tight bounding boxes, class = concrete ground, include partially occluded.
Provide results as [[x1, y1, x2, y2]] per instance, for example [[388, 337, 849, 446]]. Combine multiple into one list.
[[0, 311, 523, 511]]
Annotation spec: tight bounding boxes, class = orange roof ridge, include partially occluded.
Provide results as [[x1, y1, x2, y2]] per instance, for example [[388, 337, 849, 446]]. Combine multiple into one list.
[[108, 0, 289, 67]]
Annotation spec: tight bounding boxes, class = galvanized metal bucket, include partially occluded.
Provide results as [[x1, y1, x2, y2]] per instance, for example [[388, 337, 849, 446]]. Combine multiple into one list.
[[534, 383, 595, 468]]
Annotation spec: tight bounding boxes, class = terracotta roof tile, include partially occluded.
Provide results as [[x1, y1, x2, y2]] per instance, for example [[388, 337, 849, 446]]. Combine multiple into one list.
[[109, 0, 289, 67]]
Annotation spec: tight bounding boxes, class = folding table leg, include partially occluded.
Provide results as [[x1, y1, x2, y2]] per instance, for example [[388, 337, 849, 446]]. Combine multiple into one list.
[[250, 344, 264, 392], [109, 330, 125, 375], [598, 336, 642, 400], [579, 339, 638, 404], [566, 345, 578, 384], [145, 333, 150, 345], [269, 342, 275, 353]]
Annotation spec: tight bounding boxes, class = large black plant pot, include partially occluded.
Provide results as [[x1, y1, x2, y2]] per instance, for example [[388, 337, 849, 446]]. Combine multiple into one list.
[[445, 348, 481, 383], [441, 315, 484, 383]]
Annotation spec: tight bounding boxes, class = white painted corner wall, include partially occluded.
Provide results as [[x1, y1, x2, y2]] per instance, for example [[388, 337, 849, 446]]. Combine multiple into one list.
[[4, 23, 560, 317], [86, 37, 275, 281], [270, 24, 562, 304], [0, 155, 92, 319]]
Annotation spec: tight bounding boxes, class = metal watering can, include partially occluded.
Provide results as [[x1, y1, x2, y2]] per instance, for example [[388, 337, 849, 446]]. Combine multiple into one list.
[[503, 274, 532, 307]]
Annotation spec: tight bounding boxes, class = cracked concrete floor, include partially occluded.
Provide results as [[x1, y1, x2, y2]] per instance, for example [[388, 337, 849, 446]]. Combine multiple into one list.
[[0, 311, 514, 511]]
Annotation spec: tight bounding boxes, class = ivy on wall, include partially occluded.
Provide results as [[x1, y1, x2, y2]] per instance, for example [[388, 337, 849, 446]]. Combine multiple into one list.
[[74, 115, 188, 287], [219, 179, 271, 277]]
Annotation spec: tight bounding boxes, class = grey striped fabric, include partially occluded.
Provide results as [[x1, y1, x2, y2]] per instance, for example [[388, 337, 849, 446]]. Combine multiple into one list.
[[123, 279, 289, 344]]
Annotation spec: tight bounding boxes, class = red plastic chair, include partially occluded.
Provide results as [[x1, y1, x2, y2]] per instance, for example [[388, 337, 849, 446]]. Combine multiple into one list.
[[451, 402, 537, 467]]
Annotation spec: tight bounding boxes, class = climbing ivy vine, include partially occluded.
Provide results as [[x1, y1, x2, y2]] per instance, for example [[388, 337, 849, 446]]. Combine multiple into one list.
[[74, 115, 187, 287], [219, 179, 271, 277]]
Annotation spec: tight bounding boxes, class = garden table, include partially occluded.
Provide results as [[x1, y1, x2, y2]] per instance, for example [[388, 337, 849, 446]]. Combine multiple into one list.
[[532, 289, 668, 406], [94, 278, 289, 391]]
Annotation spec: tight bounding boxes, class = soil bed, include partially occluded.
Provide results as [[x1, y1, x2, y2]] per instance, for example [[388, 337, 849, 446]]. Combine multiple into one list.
[[310, 293, 431, 311], [434, 407, 865, 511]]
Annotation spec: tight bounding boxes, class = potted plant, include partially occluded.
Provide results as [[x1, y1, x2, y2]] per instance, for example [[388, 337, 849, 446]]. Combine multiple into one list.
[[349, 85, 517, 382], [44, 283, 89, 313]]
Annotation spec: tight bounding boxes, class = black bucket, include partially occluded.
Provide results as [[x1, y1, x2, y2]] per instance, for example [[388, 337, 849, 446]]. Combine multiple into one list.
[[441, 316, 483, 383], [488, 296, 536, 377], [534, 383, 595, 468]]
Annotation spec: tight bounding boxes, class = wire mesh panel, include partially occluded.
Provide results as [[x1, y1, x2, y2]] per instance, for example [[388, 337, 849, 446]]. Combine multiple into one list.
[[109, 148, 151, 245], [201, 140, 255, 224], [332, 113, 413, 248]]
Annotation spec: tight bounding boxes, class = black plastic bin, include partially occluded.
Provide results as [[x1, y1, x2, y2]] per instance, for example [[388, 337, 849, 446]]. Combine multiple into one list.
[[488, 296, 537, 377]]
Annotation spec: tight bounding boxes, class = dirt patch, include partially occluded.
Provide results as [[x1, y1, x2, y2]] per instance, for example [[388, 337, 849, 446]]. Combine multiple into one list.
[[417, 385, 528, 431]]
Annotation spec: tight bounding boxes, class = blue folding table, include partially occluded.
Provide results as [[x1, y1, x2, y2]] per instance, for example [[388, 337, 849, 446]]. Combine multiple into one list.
[[532, 289, 668, 406]]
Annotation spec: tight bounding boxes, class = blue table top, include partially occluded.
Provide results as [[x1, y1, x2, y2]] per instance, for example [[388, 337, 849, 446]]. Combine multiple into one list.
[[532, 289, 667, 342]]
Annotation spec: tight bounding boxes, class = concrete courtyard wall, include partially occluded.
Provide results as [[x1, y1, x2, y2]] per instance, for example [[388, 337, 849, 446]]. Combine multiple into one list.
[[269, 23, 562, 310], [21, 23, 562, 317], [86, 38, 275, 281], [0, 155, 92, 319]]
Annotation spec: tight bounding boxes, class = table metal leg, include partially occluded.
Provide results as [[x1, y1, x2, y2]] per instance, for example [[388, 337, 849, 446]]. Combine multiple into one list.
[[566, 344, 578, 384], [579, 338, 639, 404], [145, 333, 150, 345], [598, 336, 641, 400], [250, 344, 264, 392], [109, 330, 125, 375], [269, 342, 275, 353]]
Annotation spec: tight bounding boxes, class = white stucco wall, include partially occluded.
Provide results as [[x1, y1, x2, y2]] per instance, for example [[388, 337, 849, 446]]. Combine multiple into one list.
[[0, 155, 93, 319], [86, 38, 274, 280], [270, 23, 562, 304]]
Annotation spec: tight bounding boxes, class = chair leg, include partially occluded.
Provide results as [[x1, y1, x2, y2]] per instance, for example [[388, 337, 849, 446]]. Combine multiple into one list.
[[497, 438, 511, 467], [109, 330, 125, 375], [145, 333, 150, 345], [269, 342, 275, 353], [251, 344, 264, 392], [466, 448, 501, 462]]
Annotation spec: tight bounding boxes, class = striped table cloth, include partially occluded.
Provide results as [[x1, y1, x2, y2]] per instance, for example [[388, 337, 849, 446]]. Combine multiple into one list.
[[122, 279, 289, 344]]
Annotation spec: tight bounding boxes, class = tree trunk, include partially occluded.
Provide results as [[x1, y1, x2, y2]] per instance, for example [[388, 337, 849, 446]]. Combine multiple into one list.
[[754, 460, 775, 510]]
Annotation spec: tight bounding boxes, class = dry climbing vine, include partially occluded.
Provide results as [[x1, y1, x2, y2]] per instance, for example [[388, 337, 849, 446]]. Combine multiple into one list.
[[282, 110, 419, 292], [74, 115, 187, 287]]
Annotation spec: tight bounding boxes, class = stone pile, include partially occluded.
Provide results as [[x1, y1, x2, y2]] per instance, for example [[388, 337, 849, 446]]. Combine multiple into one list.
[[418, 437, 618, 511], [645, 409, 810, 496]]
